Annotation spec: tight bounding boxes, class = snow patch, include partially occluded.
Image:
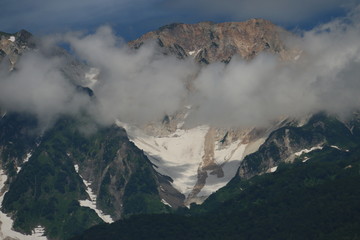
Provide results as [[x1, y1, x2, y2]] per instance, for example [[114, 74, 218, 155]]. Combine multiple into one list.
[[0, 170, 48, 239], [197, 159, 243, 197], [76, 166, 113, 223], [344, 165, 352, 169], [214, 140, 245, 165], [74, 164, 79, 173], [270, 166, 278, 173], [119, 121, 258, 200], [8, 36, 15, 42], [294, 145, 323, 157], [188, 49, 201, 57], [119, 122, 209, 197], [330, 145, 349, 152], [330, 145, 341, 150], [17, 152, 32, 173], [161, 199, 172, 207], [23, 152, 32, 164], [197, 142, 248, 197]]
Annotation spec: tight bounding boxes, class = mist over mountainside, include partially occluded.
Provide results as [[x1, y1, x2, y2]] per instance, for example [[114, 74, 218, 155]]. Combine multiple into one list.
[[0, 5, 360, 240], [2, 8, 360, 129]]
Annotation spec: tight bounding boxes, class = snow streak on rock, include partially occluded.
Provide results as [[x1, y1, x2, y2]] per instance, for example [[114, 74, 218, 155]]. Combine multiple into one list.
[[161, 199, 172, 207], [294, 145, 324, 157], [0, 169, 48, 240], [74, 164, 113, 223], [16, 152, 32, 173]]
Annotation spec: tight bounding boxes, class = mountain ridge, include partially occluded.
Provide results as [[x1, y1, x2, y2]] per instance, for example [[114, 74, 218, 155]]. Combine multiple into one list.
[[1, 19, 358, 239], [129, 18, 297, 63]]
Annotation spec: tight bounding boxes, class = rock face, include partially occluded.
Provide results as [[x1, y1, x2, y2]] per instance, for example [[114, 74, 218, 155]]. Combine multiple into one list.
[[0, 114, 182, 240], [125, 19, 300, 205], [238, 113, 359, 180], [0, 30, 34, 69], [130, 19, 294, 63], [0, 20, 309, 239]]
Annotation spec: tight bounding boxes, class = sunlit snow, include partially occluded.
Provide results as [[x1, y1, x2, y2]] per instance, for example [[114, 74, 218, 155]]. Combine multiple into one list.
[[188, 49, 201, 57], [8, 36, 15, 42], [161, 199, 172, 207], [197, 142, 248, 197], [118, 121, 261, 201], [123, 124, 209, 196], [270, 166, 278, 172], [294, 145, 323, 156]]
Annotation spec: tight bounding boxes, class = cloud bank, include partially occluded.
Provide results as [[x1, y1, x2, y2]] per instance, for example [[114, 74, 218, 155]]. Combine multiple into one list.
[[1, 6, 360, 129], [189, 7, 360, 127]]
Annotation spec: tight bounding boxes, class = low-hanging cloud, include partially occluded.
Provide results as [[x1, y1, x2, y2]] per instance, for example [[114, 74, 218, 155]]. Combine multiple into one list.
[[62, 26, 197, 125], [0, 51, 92, 128], [1, 6, 360, 130], [187, 6, 360, 127]]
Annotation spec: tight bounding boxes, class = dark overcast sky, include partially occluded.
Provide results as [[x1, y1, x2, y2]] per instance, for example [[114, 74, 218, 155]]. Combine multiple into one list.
[[0, 0, 359, 40]]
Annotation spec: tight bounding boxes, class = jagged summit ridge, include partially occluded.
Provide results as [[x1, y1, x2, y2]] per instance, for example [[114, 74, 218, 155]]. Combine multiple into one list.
[[130, 18, 293, 63], [0, 29, 34, 69]]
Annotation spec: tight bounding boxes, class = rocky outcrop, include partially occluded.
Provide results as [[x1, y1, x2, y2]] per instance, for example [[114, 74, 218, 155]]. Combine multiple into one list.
[[0, 30, 34, 69], [238, 113, 359, 180], [0, 115, 184, 239], [130, 19, 296, 63]]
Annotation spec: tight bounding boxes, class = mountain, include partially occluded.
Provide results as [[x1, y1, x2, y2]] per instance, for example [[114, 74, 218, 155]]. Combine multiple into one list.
[[0, 113, 186, 239], [123, 19, 300, 205], [72, 21, 360, 239], [0, 30, 182, 239], [1, 18, 359, 240], [237, 112, 359, 180], [71, 113, 360, 239], [129, 19, 297, 63], [0, 29, 34, 70]]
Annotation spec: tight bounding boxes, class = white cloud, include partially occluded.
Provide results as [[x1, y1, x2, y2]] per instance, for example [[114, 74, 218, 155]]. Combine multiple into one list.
[[0, 52, 91, 127], [62, 26, 197, 125], [1, 7, 360, 130], [187, 6, 360, 127]]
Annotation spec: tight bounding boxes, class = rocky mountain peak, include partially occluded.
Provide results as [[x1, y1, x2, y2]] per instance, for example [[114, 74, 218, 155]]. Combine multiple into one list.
[[14, 29, 33, 45], [130, 19, 294, 63], [0, 29, 34, 69]]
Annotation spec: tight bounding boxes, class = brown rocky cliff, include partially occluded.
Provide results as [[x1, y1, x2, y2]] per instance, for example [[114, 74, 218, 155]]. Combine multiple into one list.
[[0, 30, 33, 68], [129, 19, 293, 63]]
